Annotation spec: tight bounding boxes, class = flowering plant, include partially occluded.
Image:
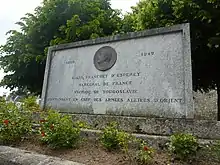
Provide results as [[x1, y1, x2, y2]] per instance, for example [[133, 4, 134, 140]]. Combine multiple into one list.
[[0, 99, 32, 143], [21, 96, 41, 112], [39, 110, 81, 149], [136, 141, 154, 164]]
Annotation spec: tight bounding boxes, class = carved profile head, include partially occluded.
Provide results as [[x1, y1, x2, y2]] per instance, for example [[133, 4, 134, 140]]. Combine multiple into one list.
[[94, 46, 117, 71]]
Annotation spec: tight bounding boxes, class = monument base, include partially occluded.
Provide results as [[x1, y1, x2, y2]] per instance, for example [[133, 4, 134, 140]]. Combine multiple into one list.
[[70, 114, 220, 140]]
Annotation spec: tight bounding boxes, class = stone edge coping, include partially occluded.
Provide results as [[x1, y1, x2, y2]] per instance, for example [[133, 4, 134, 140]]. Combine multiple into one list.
[[48, 23, 188, 51], [0, 146, 84, 165]]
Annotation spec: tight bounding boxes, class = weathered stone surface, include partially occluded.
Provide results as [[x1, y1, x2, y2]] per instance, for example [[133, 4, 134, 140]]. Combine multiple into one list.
[[41, 23, 193, 118], [0, 146, 84, 165], [71, 114, 220, 139], [194, 90, 217, 120]]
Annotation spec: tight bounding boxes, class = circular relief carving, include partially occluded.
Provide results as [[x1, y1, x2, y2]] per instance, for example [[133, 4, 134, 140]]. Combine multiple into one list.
[[94, 46, 117, 71]]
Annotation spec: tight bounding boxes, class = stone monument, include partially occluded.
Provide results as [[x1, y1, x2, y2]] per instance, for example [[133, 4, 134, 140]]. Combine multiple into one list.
[[41, 23, 193, 118]]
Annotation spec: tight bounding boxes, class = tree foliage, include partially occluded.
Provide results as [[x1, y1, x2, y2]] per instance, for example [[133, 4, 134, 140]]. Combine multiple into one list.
[[0, 0, 122, 94], [126, 0, 220, 93]]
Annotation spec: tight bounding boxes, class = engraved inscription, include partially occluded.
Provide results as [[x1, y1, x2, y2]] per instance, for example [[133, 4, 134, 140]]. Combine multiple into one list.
[[47, 97, 183, 103], [47, 70, 184, 104], [65, 60, 75, 64], [48, 58, 185, 104], [140, 52, 155, 56]]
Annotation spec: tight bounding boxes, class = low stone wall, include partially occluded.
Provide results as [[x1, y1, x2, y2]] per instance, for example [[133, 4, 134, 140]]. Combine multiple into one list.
[[72, 114, 220, 140], [80, 129, 214, 150], [0, 146, 83, 165]]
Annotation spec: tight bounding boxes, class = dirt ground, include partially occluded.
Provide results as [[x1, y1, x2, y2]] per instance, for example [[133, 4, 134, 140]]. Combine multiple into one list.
[[10, 137, 220, 165]]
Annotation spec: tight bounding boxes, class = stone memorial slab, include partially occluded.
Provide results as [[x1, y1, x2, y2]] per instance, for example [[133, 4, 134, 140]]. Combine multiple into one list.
[[41, 23, 193, 118]]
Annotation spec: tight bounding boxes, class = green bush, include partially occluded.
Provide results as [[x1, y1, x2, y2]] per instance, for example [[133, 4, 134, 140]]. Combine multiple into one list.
[[210, 141, 220, 162], [168, 133, 199, 160], [21, 96, 41, 112], [100, 122, 133, 151], [39, 110, 81, 149], [136, 141, 154, 165], [0, 99, 32, 143], [74, 120, 91, 129]]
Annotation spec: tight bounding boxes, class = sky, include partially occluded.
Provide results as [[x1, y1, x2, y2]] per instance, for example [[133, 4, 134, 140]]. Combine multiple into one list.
[[0, 0, 140, 96]]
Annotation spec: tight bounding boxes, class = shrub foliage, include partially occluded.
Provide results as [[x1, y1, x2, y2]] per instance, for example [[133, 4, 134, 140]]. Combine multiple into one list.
[[168, 133, 199, 160], [39, 110, 81, 149], [0, 98, 32, 143]]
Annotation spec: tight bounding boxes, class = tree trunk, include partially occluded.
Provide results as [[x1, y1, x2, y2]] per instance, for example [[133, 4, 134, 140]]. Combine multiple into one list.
[[217, 83, 220, 121]]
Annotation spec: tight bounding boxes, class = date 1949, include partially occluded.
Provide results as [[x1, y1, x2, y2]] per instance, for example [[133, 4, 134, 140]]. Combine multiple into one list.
[[141, 52, 155, 56]]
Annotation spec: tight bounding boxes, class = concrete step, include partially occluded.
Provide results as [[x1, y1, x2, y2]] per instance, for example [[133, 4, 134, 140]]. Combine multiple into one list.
[[0, 146, 84, 165]]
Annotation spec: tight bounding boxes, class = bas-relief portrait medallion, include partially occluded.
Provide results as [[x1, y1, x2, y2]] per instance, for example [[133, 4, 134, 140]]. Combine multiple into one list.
[[93, 46, 117, 71]]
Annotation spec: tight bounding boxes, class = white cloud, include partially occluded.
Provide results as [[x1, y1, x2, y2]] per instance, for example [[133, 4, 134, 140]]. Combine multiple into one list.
[[111, 0, 139, 13], [0, 0, 43, 95], [0, 0, 139, 95], [0, 0, 43, 45]]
